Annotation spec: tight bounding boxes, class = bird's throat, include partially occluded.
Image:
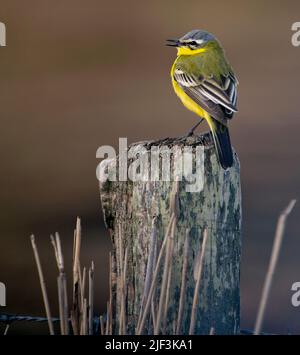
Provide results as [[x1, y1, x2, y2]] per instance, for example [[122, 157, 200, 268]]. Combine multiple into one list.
[[177, 47, 207, 56]]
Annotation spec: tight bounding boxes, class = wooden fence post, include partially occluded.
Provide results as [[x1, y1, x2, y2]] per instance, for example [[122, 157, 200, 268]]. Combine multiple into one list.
[[99, 134, 242, 335]]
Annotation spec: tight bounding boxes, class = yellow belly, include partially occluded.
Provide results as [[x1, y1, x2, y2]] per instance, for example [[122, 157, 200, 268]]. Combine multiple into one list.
[[171, 60, 215, 131], [172, 78, 207, 118], [171, 57, 213, 124]]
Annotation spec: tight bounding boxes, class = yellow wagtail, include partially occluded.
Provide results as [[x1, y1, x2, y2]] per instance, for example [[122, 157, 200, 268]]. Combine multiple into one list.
[[167, 30, 238, 169]]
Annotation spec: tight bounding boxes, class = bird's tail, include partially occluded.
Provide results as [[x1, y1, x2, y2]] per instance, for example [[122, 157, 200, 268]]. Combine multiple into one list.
[[209, 120, 233, 169]]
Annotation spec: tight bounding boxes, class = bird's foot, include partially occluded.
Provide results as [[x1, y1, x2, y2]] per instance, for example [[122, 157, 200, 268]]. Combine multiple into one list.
[[185, 119, 204, 137]]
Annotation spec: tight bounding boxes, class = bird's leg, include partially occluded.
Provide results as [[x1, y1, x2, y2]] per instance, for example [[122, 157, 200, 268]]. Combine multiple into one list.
[[186, 119, 204, 137]]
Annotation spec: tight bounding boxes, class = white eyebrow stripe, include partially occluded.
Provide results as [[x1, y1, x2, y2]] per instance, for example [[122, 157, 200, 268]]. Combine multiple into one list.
[[181, 38, 205, 45], [187, 39, 204, 43]]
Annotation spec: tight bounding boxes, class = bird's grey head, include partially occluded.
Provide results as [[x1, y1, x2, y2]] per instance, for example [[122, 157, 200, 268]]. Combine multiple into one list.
[[166, 30, 217, 49]]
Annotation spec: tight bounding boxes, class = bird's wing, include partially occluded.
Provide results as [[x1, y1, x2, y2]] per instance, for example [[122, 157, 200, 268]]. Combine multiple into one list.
[[173, 68, 238, 122]]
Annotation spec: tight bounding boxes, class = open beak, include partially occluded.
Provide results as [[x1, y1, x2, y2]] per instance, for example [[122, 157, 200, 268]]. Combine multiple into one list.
[[166, 38, 180, 47]]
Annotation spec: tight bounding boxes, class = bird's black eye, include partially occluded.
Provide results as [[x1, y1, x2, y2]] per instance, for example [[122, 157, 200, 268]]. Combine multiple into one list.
[[189, 41, 197, 47]]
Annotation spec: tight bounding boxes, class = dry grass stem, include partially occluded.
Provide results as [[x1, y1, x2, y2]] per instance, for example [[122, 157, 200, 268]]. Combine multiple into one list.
[[73, 217, 81, 286], [106, 301, 110, 335], [31, 217, 98, 335], [57, 275, 65, 334], [176, 228, 190, 334], [51, 233, 69, 334], [31, 235, 55, 335], [108, 252, 113, 335], [81, 267, 86, 312], [3, 323, 10, 336], [88, 262, 95, 335], [141, 217, 158, 311], [151, 299, 156, 330], [189, 228, 208, 335], [71, 217, 82, 335], [254, 199, 296, 335], [80, 298, 87, 335], [122, 247, 128, 334], [137, 213, 175, 335], [162, 218, 175, 333], [100, 315, 105, 335], [118, 228, 124, 335]]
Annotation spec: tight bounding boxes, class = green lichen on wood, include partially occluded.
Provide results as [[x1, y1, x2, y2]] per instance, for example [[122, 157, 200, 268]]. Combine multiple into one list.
[[99, 134, 242, 335]]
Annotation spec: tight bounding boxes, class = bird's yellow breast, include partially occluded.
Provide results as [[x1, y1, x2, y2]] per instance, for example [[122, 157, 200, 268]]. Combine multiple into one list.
[[170, 59, 207, 119]]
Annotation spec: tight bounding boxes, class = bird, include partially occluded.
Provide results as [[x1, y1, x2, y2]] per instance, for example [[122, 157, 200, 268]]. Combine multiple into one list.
[[166, 30, 238, 169]]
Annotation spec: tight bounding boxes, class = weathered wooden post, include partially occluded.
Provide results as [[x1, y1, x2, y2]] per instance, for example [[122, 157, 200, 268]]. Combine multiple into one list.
[[99, 134, 242, 335]]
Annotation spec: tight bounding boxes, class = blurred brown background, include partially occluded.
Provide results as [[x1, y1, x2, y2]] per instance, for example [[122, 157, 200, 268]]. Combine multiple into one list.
[[0, 0, 300, 334]]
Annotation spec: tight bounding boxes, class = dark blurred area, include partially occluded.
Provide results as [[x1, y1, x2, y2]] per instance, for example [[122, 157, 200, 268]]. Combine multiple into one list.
[[0, 0, 300, 334]]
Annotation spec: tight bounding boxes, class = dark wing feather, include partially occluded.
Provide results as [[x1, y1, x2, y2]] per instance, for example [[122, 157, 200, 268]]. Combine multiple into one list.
[[174, 69, 238, 122], [183, 85, 225, 123]]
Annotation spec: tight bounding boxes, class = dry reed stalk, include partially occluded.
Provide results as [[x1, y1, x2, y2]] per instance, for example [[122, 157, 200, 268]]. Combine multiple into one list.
[[57, 275, 65, 334], [118, 262, 126, 333], [140, 217, 158, 317], [84, 298, 88, 335], [162, 219, 175, 334], [154, 217, 175, 335], [71, 217, 82, 335], [62, 274, 69, 334], [73, 230, 76, 260], [51, 233, 69, 334], [137, 216, 158, 332], [189, 228, 208, 335], [81, 267, 86, 310], [77, 258, 83, 300], [151, 299, 156, 330], [162, 250, 173, 333], [51, 234, 64, 334], [118, 223, 123, 280], [151, 232, 158, 331], [136, 182, 179, 335], [70, 302, 77, 334], [3, 323, 10, 335], [254, 199, 296, 335], [31, 217, 97, 336], [31, 235, 55, 335], [55, 233, 64, 271], [80, 298, 87, 335], [121, 248, 128, 334], [73, 218, 81, 289], [99, 315, 104, 335], [118, 223, 125, 335], [136, 213, 175, 335], [176, 228, 190, 334], [88, 261, 95, 335], [106, 301, 110, 335], [170, 181, 179, 215], [56, 233, 69, 334], [50, 234, 59, 263], [108, 252, 113, 335], [77, 266, 86, 334]]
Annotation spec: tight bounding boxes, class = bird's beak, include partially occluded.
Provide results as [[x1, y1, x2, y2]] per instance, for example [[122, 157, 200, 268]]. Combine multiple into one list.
[[166, 38, 180, 47]]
